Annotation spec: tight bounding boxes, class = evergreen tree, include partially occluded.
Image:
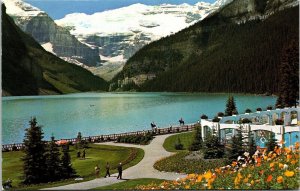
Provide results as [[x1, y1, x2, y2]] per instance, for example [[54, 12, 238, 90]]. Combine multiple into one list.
[[45, 136, 61, 182], [22, 117, 47, 184], [227, 126, 244, 161], [60, 145, 76, 178], [225, 96, 238, 116], [275, 96, 284, 108], [203, 132, 224, 159], [266, 133, 278, 152], [189, 126, 203, 151], [247, 132, 257, 156], [278, 38, 299, 107]]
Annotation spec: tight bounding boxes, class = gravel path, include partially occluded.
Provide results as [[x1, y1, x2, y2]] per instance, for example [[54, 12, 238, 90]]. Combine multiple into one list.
[[42, 134, 186, 190]]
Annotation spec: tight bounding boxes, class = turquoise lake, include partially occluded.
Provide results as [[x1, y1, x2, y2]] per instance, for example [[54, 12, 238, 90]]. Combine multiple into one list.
[[2, 92, 276, 144]]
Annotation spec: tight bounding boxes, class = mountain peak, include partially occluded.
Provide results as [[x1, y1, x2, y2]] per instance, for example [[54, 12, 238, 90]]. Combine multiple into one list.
[[3, 0, 43, 17]]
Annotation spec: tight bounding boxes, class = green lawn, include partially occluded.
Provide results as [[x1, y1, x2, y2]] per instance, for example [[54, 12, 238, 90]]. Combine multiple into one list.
[[163, 131, 195, 152], [2, 144, 144, 190], [93, 178, 166, 190]]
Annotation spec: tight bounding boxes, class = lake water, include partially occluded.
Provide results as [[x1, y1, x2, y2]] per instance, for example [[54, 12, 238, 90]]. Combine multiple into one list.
[[2, 92, 276, 144]]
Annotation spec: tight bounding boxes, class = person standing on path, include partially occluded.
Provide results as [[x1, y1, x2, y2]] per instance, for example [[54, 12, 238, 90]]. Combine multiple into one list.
[[95, 164, 100, 178], [104, 162, 110, 178], [117, 163, 122, 179]]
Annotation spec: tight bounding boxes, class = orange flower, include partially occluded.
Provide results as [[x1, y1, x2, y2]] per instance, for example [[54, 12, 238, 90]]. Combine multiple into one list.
[[215, 168, 221, 174], [284, 170, 295, 177], [188, 173, 196, 179], [263, 155, 268, 160], [259, 170, 264, 175], [256, 163, 261, 167], [295, 142, 299, 149], [256, 157, 262, 163], [277, 176, 283, 183], [196, 175, 203, 182], [266, 175, 273, 182], [290, 160, 297, 165], [287, 154, 293, 160], [284, 147, 291, 154], [270, 162, 275, 168], [243, 177, 249, 183], [232, 161, 237, 167]]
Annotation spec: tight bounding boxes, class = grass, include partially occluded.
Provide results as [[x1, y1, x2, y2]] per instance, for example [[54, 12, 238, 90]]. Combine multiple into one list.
[[157, 131, 227, 174], [92, 178, 166, 190], [163, 131, 195, 152], [2, 144, 144, 190]]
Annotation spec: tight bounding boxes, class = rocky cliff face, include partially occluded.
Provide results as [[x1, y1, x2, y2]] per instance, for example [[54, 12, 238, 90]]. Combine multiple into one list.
[[3, 0, 101, 67]]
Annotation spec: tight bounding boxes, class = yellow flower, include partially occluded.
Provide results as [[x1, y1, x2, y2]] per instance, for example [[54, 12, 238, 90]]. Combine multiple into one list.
[[204, 170, 212, 180], [243, 177, 249, 183], [185, 185, 190, 189], [263, 155, 268, 160], [284, 170, 295, 177], [270, 162, 275, 168], [277, 176, 283, 183], [279, 163, 284, 169], [250, 180, 254, 185]]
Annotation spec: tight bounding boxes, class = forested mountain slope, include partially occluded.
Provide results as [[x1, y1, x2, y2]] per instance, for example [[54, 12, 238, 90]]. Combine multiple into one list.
[[112, 0, 298, 94], [2, 5, 108, 96]]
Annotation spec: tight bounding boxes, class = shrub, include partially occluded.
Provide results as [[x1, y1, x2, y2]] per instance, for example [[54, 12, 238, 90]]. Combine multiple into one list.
[[175, 138, 184, 150], [275, 119, 284, 125], [212, 116, 220, 122], [267, 105, 273, 110], [245, 108, 252, 113], [217, 112, 224, 117], [201, 114, 208, 119], [116, 133, 153, 145], [241, 118, 252, 123], [256, 107, 262, 111]]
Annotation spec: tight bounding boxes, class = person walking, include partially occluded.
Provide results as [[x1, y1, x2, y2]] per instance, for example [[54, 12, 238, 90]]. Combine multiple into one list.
[[117, 163, 122, 179], [95, 164, 100, 178], [104, 162, 110, 178], [82, 149, 86, 159]]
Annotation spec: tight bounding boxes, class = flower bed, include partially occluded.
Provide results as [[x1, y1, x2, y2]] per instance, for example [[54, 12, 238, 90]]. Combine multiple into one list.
[[138, 143, 300, 190], [154, 152, 227, 174]]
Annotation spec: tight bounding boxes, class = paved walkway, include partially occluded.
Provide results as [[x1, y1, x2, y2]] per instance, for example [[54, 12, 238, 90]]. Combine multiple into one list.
[[43, 134, 186, 190]]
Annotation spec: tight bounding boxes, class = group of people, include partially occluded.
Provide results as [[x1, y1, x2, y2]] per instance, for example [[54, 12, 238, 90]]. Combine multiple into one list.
[[95, 162, 123, 179]]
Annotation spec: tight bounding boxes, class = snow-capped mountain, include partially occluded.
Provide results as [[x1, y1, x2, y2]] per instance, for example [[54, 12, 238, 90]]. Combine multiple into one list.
[[55, 2, 220, 68], [3, 0, 101, 67]]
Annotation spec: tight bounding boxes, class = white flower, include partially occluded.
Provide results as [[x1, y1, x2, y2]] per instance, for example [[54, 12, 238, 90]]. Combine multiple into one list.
[[244, 152, 250, 157], [242, 164, 247, 168], [283, 164, 288, 169]]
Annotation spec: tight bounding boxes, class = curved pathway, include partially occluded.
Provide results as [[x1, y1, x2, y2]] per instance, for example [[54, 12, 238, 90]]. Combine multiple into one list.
[[43, 134, 186, 190]]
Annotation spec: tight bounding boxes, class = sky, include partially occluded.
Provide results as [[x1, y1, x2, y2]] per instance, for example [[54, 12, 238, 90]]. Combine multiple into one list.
[[25, 0, 217, 19]]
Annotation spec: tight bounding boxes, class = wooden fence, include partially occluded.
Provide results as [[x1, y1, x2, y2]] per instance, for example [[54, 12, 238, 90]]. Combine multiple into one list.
[[2, 124, 197, 151]]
